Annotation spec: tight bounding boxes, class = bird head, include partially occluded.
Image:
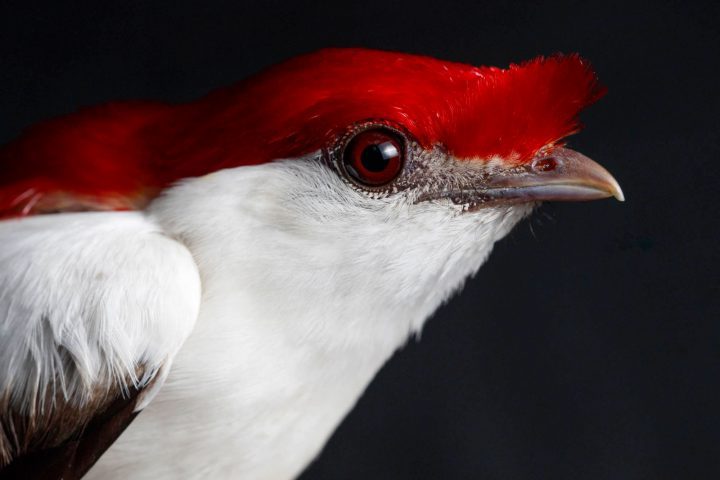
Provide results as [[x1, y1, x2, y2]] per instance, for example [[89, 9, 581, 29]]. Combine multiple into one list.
[[0, 48, 622, 352]]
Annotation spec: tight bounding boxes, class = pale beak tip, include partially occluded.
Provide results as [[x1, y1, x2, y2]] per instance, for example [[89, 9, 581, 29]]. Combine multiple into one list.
[[609, 178, 625, 202]]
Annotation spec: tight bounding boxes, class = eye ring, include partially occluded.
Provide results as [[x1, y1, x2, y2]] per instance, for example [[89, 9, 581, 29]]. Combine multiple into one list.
[[341, 126, 406, 187]]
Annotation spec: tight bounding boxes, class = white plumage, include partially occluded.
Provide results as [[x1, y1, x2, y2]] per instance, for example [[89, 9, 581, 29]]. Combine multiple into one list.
[[0, 211, 200, 412], [94, 158, 531, 479]]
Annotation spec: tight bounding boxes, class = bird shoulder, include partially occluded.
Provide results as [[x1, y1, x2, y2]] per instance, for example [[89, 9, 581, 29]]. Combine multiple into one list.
[[0, 211, 201, 476]]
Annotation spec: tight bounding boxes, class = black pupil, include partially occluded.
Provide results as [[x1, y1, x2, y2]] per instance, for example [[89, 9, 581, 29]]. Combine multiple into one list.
[[360, 141, 398, 172]]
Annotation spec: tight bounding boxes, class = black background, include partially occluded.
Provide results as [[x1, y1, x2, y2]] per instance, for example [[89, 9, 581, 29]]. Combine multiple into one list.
[[1, 1, 718, 478]]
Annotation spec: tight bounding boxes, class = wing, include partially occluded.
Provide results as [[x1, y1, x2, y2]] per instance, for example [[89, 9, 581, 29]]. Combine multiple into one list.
[[0, 211, 201, 479]]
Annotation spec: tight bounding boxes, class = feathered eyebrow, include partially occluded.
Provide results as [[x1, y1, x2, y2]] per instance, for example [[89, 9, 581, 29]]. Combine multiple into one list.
[[0, 48, 604, 219]]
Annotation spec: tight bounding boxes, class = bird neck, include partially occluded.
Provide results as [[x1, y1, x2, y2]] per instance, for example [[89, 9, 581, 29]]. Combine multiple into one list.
[[132, 159, 528, 477]]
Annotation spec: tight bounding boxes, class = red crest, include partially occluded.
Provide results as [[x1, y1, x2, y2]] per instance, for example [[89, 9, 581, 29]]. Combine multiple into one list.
[[0, 48, 605, 217]]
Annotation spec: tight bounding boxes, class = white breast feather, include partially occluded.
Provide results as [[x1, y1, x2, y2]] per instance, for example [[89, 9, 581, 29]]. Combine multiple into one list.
[[90, 157, 530, 480]]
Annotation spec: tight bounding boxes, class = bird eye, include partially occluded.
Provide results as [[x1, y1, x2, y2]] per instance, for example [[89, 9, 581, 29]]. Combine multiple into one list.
[[343, 128, 404, 186]]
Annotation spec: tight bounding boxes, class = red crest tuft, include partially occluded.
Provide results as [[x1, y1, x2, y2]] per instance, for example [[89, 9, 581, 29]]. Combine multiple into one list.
[[0, 48, 605, 218]]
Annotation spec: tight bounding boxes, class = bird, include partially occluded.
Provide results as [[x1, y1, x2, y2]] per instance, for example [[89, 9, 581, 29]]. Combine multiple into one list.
[[0, 48, 623, 480]]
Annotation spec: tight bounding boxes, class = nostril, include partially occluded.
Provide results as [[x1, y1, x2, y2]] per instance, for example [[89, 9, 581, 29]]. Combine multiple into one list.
[[532, 157, 558, 172]]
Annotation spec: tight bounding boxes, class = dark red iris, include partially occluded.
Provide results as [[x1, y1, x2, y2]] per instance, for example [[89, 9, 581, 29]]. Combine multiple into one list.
[[343, 128, 404, 186]]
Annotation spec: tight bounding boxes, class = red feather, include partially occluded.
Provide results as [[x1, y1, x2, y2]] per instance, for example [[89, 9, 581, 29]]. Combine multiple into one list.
[[0, 48, 605, 218]]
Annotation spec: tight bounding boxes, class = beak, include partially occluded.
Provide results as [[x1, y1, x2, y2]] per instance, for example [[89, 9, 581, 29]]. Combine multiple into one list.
[[482, 147, 624, 203]]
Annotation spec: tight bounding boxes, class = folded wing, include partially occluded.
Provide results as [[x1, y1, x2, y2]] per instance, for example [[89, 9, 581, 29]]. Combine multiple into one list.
[[0, 211, 201, 479]]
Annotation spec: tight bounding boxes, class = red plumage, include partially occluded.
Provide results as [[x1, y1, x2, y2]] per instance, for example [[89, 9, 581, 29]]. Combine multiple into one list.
[[0, 48, 605, 218]]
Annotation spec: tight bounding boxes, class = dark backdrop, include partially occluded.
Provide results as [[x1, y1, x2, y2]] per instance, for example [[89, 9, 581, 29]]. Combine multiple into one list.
[[1, 1, 718, 478]]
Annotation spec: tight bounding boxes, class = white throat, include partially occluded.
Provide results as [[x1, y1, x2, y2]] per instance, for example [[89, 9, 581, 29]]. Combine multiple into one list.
[[90, 156, 530, 479]]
